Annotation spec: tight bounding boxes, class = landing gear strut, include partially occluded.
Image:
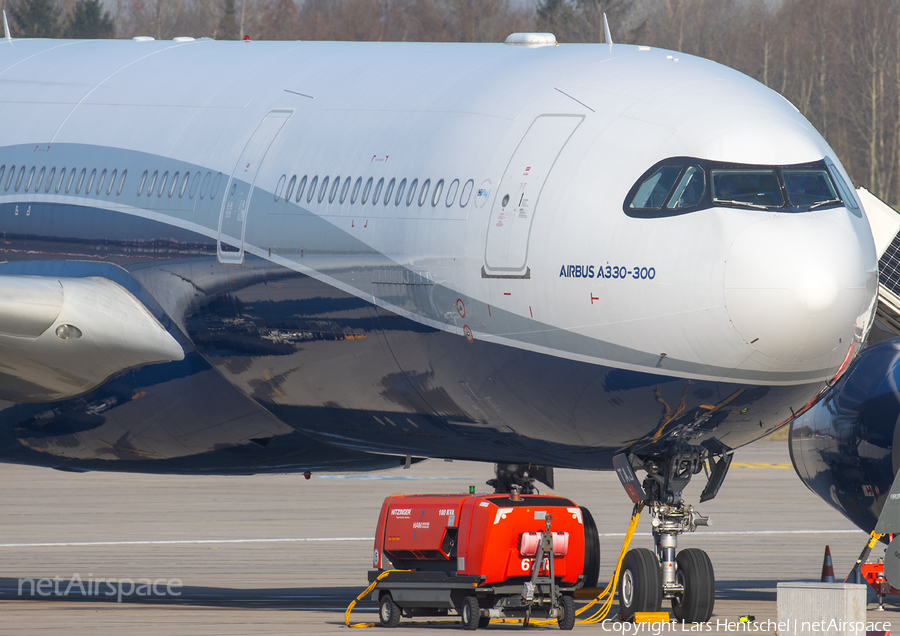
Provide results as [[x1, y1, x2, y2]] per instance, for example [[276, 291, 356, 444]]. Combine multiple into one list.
[[614, 451, 729, 623]]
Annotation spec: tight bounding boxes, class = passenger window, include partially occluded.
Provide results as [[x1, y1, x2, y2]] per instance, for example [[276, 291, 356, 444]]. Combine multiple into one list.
[[168, 171, 179, 197], [628, 166, 681, 209], [199, 172, 211, 198], [340, 177, 352, 203], [14, 166, 25, 191], [85, 169, 96, 194], [712, 170, 783, 208], [783, 169, 840, 209], [460, 179, 474, 207], [66, 168, 76, 194], [317, 176, 329, 203], [275, 174, 286, 201], [3, 165, 12, 191], [285, 175, 297, 201], [56, 168, 66, 193], [351, 177, 362, 204], [35, 167, 46, 192], [210, 173, 223, 199], [107, 170, 117, 195], [395, 178, 407, 205], [445, 179, 459, 207], [431, 179, 444, 207], [24, 167, 35, 192], [158, 171, 169, 197], [418, 179, 431, 206], [307, 176, 319, 203], [372, 178, 384, 205], [0, 165, 5, 187], [137, 171, 148, 196], [407, 179, 418, 206], [384, 178, 395, 205], [97, 169, 108, 195], [188, 171, 199, 198], [667, 166, 705, 209], [296, 175, 307, 202], [147, 171, 158, 197], [117, 170, 128, 195], [362, 177, 373, 204], [329, 176, 340, 203], [179, 172, 189, 197], [75, 168, 86, 194], [45, 167, 56, 193]]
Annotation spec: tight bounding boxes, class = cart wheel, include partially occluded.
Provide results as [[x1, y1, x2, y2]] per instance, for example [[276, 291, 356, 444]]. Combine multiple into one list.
[[379, 593, 401, 628], [478, 614, 490, 628], [671, 548, 715, 623], [581, 506, 601, 588], [558, 594, 576, 630], [617, 548, 662, 621], [461, 596, 480, 630]]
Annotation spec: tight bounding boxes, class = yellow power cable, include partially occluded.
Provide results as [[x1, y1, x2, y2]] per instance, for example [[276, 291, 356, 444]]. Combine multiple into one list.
[[344, 503, 645, 628]]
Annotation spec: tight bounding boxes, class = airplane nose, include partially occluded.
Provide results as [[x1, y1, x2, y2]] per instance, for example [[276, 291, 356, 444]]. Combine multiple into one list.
[[724, 214, 876, 366]]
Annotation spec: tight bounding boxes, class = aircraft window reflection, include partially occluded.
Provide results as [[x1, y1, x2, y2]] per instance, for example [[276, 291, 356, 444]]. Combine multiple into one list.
[[188, 172, 199, 198], [418, 179, 431, 206], [107, 170, 116, 195], [340, 177, 351, 203], [384, 178, 395, 205], [460, 179, 474, 207], [35, 167, 45, 192], [46, 167, 56, 193], [318, 176, 329, 203], [158, 171, 169, 197], [296, 175, 307, 202], [373, 178, 384, 205], [712, 170, 782, 208], [179, 172, 189, 198], [407, 179, 418, 206], [307, 176, 319, 203], [117, 170, 128, 196], [66, 168, 76, 194], [56, 168, 67, 193], [395, 178, 407, 205], [432, 179, 444, 207], [199, 172, 210, 198], [86, 169, 96, 194], [629, 166, 680, 209], [783, 170, 840, 209], [362, 177, 373, 204], [210, 173, 222, 199], [4, 165, 14, 191], [667, 166, 704, 209], [97, 169, 107, 195], [24, 167, 35, 192], [285, 175, 296, 201], [146, 171, 157, 197], [351, 177, 362, 204], [445, 179, 459, 207], [329, 176, 340, 203], [14, 166, 25, 192], [168, 171, 179, 197], [76, 168, 86, 194]]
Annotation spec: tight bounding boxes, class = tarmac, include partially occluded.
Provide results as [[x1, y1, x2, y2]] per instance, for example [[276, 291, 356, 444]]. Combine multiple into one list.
[[0, 439, 894, 635]]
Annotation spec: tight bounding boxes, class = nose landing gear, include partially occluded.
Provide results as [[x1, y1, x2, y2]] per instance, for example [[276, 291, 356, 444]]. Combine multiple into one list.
[[613, 451, 729, 624]]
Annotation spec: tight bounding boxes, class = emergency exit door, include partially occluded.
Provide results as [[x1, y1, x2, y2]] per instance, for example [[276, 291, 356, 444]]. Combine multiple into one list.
[[218, 110, 292, 264], [483, 115, 583, 278]]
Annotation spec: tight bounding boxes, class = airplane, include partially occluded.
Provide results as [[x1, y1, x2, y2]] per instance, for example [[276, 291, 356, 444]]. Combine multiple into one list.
[[0, 19, 891, 623]]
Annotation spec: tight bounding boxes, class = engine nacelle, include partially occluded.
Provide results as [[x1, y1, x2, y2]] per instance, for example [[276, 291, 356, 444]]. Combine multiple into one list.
[[790, 338, 900, 533]]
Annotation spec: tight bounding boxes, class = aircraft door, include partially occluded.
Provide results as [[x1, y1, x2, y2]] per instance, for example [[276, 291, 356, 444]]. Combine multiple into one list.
[[218, 110, 292, 264], [483, 115, 583, 278]]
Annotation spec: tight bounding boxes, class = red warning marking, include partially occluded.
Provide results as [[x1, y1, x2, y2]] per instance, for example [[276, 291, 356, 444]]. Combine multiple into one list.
[[364, 220, 368, 227], [503, 292, 511, 296], [591, 293, 599, 304], [529, 306, 533, 318], [456, 298, 466, 318], [488, 305, 492, 317]]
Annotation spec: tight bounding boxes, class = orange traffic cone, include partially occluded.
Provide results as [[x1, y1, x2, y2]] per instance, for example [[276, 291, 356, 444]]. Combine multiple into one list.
[[821, 545, 835, 582]]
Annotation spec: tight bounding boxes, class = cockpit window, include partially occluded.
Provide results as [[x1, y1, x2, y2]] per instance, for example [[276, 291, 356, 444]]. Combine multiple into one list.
[[667, 166, 705, 209], [623, 157, 847, 218], [783, 169, 840, 209], [629, 166, 681, 209], [712, 170, 783, 208]]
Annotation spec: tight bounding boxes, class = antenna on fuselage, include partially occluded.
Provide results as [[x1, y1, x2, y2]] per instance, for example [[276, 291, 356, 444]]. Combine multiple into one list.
[[603, 12, 612, 52], [3, 11, 11, 44]]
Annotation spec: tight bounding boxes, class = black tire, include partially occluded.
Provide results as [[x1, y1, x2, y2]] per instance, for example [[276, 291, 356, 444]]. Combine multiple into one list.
[[581, 506, 601, 588], [558, 594, 576, 630], [671, 548, 715, 623], [379, 593, 401, 628], [461, 596, 480, 630], [617, 548, 662, 622], [478, 615, 490, 628]]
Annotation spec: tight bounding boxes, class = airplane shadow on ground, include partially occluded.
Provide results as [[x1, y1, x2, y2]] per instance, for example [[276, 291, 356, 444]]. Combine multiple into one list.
[[0, 576, 778, 609]]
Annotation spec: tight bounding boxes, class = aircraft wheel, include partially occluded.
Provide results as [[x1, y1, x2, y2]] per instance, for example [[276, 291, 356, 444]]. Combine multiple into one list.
[[581, 506, 601, 588], [672, 548, 715, 623], [558, 594, 576, 630], [379, 592, 401, 628], [618, 548, 662, 621], [461, 596, 480, 630]]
